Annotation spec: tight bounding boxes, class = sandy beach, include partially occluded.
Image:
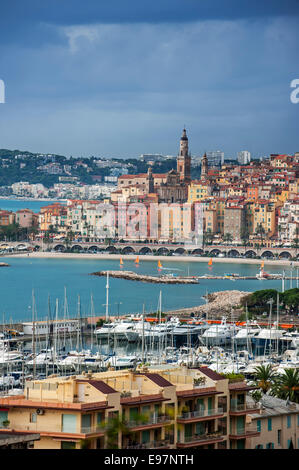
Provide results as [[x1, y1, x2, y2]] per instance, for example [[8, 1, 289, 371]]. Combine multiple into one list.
[[7, 251, 299, 267]]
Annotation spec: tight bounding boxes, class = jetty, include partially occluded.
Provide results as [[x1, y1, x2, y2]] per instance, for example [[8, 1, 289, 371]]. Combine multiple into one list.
[[90, 270, 200, 284]]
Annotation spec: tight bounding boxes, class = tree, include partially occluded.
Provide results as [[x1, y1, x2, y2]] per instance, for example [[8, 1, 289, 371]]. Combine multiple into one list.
[[253, 364, 277, 394], [241, 227, 250, 251], [271, 369, 299, 403], [223, 233, 233, 244], [255, 223, 266, 246]]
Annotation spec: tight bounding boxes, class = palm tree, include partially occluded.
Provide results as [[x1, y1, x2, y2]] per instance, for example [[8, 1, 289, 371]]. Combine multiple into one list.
[[253, 364, 277, 394], [255, 223, 266, 247], [271, 369, 299, 403], [223, 233, 233, 245], [241, 227, 250, 253]]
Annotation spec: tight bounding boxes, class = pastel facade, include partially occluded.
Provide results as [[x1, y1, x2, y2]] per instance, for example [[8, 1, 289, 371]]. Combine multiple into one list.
[[0, 366, 260, 450]]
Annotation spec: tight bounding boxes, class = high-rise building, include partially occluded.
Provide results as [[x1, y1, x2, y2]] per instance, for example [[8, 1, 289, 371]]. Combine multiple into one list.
[[237, 151, 251, 165], [206, 151, 224, 167]]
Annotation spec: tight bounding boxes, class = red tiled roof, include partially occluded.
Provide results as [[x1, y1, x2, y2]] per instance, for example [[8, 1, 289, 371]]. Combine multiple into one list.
[[84, 380, 118, 395], [143, 373, 173, 388], [228, 382, 258, 392], [198, 367, 226, 381], [176, 387, 220, 398], [120, 393, 170, 405]]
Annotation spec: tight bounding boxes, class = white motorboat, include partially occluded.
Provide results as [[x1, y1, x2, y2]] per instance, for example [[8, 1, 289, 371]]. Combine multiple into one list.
[[202, 317, 236, 345], [94, 322, 116, 339], [233, 322, 262, 346]]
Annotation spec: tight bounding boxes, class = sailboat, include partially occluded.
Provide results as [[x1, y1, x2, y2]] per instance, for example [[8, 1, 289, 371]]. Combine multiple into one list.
[[120, 257, 124, 267], [135, 256, 139, 265], [157, 260, 162, 270], [208, 258, 213, 267]]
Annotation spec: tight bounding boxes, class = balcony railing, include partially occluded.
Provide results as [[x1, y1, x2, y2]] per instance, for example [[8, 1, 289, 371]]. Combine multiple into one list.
[[178, 408, 223, 420], [127, 415, 170, 428], [230, 403, 260, 413], [125, 440, 170, 449], [178, 431, 223, 444], [229, 425, 259, 437], [80, 425, 106, 434]]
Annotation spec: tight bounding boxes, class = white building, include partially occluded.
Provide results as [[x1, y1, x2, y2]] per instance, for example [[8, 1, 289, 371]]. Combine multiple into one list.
[[237, 151, 251, 165]]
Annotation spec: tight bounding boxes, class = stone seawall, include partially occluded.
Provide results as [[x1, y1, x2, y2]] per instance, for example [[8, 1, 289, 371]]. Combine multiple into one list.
[[90, 270, 199, 284]]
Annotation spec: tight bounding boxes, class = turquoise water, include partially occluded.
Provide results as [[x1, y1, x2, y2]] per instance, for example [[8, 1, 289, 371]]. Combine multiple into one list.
[[0, 257, 292, 323], [0, 199, 65, 213]]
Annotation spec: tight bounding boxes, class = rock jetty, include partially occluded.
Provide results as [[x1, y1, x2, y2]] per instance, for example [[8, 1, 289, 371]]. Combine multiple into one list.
[[91, 270, 199, 284], [166, 290, 250, 318], [0, 262, 9, 267]]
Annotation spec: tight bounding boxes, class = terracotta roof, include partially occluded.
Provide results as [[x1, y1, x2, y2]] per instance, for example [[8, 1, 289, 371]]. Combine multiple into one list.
[[120, 393, 170, 406], [176, 387, 221, 398], [198, 367, 226, 381], [84, 380, 118, 395], [228, 382, 258, 392], [143, 373, 173, 388]]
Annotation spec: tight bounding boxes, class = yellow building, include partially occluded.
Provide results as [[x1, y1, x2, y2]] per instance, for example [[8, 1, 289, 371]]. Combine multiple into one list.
[[0, 366, 260, 450], [188, 182, 212, 203]]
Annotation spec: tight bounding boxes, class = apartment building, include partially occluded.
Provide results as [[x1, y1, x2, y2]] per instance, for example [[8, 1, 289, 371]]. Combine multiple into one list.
[[248, 395, 299, 449], [0, 366, 260, 450]]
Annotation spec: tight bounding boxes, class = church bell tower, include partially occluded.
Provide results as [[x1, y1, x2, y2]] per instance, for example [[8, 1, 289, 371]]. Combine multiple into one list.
[[177, 128, 191, 183]]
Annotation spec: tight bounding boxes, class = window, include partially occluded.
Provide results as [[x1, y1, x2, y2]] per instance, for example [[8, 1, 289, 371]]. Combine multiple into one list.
[[257, 420, 261, 432], [266, 443, 274, 449], [267, 418, 272, 431], [30, 412, 37, 423], [287, 415, 291, 428], [277, 429, 281, 445], [0, 411, 8, 426], [255, 444, 263, 449]]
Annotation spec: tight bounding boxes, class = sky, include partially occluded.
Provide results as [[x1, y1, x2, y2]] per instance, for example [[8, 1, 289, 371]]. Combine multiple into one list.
[[0, 0, 298, 159]]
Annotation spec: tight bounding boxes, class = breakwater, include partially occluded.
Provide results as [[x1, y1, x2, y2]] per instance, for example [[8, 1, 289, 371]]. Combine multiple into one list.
[[90, 270, 200, 284]]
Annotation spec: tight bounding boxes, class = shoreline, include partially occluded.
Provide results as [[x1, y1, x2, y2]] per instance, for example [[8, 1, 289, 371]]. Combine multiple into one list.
[[6, 251, 299, 267]]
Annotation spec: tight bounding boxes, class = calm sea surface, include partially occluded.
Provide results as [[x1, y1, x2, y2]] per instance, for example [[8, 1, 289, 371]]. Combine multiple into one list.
[[0, 256, 293, 323], [0, 198, 64, 213]]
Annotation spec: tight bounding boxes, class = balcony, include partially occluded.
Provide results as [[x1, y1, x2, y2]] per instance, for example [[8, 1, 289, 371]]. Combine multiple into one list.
[[125, 440, 171, 449], [80, 425, 106, 435], [229, 403, 260, 415], [177, 408, 224, 423], [229, 425, 260, 439], [177, 431, 225, 448], [126, 415, 171, 430]]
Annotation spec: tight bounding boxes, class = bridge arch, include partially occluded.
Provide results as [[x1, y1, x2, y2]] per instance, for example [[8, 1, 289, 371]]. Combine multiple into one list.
[[121, 246, 136, 254], [191, 248, 204, 255], [227, 249, 240, 258], [53, 244, 66, 252], [209, 248, 221, 256], [279, 251, 292, 259], [139, 246, 152, 255], [261, 250, 274, 259], [71, 244, 83, 252], [157, 247, 170, 255], [105, 245, 118, 253], [174, 247, 186, 255], [87, 245, 99, 253], [245, 250, 257, 258]]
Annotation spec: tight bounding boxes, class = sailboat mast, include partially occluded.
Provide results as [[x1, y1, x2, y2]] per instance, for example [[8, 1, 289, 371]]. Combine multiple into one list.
[[32, 289, 36, 380], [142, 304, 145, 364], [105, 272, 109, 322]]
